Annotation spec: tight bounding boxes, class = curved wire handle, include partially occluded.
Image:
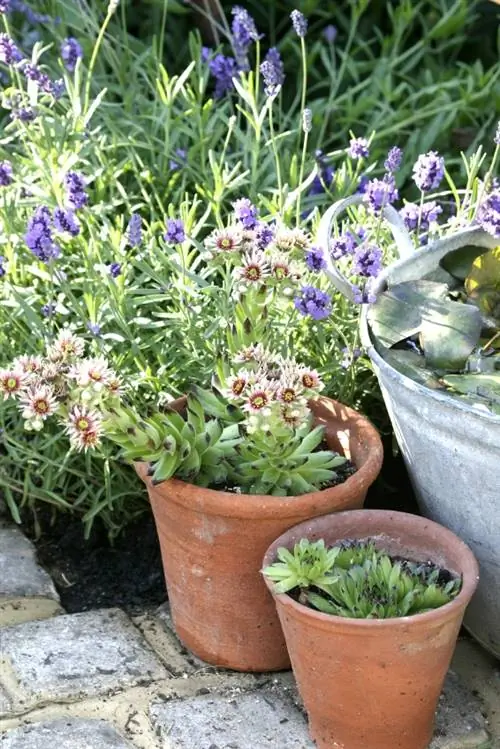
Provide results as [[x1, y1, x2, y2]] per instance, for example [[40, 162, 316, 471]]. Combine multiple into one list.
[[316, 194, 415, 302]]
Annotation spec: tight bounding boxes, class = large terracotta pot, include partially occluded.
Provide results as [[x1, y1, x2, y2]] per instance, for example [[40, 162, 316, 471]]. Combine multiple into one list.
[[263, 510, 479, 749], [136, 396, 383, 672]]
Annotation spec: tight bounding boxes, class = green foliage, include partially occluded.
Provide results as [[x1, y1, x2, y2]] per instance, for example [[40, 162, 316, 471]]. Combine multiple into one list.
[[0, 0, 498, 533], [229, 421, 346, 496], [103, 395, 242, 486], [264, 539, 462, 618]]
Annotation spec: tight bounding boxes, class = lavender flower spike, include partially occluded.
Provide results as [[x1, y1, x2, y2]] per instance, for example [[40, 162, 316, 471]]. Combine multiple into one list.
[[233, 197, 258, 229], [260, 47, 284, 97], [0, 160, 13, 186], [164, 218, 186, 244], [384, 146, 403, 174], [231, 6, 260, 71], [290, 10, 308, 37], [294, 286, 331, 320], [127, 213, 142, 247], [412, 151, 445, 192], [347, 137, 369, 160], [0, 33, 23, 65], [61, 37, 83, 72]]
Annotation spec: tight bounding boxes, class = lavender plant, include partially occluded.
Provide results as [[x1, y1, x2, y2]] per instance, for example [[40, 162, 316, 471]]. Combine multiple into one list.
[[0, 0, 498, 533]]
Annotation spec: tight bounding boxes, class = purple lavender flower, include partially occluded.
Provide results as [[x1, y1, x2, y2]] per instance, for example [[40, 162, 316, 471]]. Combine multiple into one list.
[[0, 255, 5, 277], [352, 283, 376, 304], [201, 46, 212, 62], [400, 200, 442, 233], [164, 218, 185, 244], [260, 47, 284, 97], [323, 25, 337, 43], [25, 206, 60, 262], [41, 302, 56, 317], [51, 79, 66, 99], [0, 33, 23, 64], [53, 207, 80, 236], [412, 151, 445, 192], [61, 37, 83, 72], [11, 0, 53, 24], [0, 1, 12, 13], [330, 232, 356, 260], [347, 137, 369, 160], [64, 171, 88, 210], [356, 174, 369, 194], [364, 175, 399, 214], [477, 188, 500, 239], [353, 244, 383, 278], [305, 247, 326, 272], [0, 160, 13, 186], [231, 6, 260, 71], [87, 322, 101, 336], [233, 197, 258, 229], [290, 10, 308, 37], [22, 62, 52, 92], [208, 54, 238, 98], [309, 165, 335, 196], [384, 146, 403, 174], [169, 148, 187, 171], [127, 213, 142, 247], [294, 285, 331, 320], [11, 106, 37, 122], [255, 222, 274, 249], [109, 262, 122, 278]]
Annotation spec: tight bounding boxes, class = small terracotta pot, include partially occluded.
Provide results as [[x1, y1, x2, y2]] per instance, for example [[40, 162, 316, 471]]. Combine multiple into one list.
[[136, 396, 383, 672], [263, 510, 479, 749]]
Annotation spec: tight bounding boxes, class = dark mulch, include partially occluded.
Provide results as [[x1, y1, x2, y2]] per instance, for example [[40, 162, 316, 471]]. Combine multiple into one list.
[[21, 432, 417, 615], [24, 510, 167, 615]]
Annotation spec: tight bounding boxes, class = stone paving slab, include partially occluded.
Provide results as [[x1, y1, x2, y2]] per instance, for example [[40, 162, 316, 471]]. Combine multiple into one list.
[[0, 718, 136, 748], [431, 671, 492, 749], [150, 669, 491, 749], [0, 525, 58, 603], [150, 688, 314, 748], [0, 609, 168, 715], [136, 604, 218, 677]]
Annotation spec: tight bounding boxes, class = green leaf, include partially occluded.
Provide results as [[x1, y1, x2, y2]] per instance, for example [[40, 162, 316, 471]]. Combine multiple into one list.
[[368, 281, 449, 348], [419, 302, 482, 371], [442, 373, 500, 404]]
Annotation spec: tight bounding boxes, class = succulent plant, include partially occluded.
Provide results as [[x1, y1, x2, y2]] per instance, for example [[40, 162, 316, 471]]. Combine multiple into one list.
[[264, 539, 462, 618], [103, 396, 242, 486]]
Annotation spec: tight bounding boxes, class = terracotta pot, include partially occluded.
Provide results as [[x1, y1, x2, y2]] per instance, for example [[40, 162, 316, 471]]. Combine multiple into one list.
[[136, 396, 383, 672], [263, 510, 479, 749]]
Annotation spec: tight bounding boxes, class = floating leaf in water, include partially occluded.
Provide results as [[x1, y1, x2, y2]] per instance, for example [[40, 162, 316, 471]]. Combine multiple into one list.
[[368, 281, 449, 348], [419, 302, 482, 371], [442, 373, 500, 404], [382, 348, 445, 389]]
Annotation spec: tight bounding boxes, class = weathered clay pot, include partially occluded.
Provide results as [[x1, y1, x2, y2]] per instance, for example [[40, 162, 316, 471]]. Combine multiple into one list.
[[136, 396, 383, 672], [263, 510, 479, 749]]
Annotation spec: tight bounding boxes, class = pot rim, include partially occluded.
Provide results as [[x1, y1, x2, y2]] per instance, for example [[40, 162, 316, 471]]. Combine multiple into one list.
[[262, 509, 479, 631], [136, 396, 383, 519]]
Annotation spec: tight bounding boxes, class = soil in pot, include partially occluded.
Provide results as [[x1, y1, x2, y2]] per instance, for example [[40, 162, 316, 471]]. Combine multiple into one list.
[[263, 510, 479, 749]]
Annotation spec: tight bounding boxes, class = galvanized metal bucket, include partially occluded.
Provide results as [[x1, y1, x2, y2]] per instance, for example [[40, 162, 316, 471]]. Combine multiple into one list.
[[318, 196, 500, 657]]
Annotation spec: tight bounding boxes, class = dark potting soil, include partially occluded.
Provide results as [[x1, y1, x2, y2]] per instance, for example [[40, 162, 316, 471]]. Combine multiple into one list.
[[24, 509, 167, 614], [20, 431, 418, 615]]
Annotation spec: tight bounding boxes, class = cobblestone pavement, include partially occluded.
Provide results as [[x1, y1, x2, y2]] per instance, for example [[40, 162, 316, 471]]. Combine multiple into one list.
[[1, 520, 498, 749]]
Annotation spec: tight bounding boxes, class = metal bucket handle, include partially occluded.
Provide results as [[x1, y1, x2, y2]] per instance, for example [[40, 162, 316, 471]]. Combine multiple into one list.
[[316, 194, 415, 302]]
